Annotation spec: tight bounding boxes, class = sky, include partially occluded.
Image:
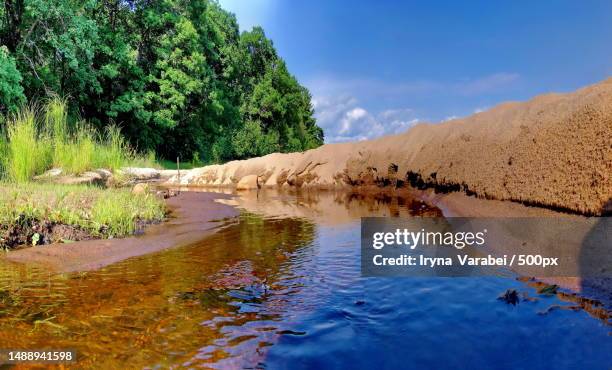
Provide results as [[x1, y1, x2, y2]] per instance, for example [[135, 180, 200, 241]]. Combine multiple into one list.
[[219, 0, 612, 143]]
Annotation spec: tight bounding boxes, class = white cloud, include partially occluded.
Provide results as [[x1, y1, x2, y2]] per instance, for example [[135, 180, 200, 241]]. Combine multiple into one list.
[[312, 95, 358, 132], [314, 96, 420, 143], [442, 115, 459, 122], [339, 107, 369, 134], [309, 72, 520, 143]]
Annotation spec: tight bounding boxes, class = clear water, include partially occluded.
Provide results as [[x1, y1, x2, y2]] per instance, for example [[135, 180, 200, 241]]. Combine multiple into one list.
[[0, 191, 609, 369]]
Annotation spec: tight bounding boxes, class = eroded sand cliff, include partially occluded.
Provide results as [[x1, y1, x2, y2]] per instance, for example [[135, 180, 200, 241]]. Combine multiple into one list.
[[166, 78, 612, 215]]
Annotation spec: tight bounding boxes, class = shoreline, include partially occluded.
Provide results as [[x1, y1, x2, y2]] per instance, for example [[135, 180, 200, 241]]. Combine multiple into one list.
[[163, 78, 612, 217], [3, 192, 238, 272]]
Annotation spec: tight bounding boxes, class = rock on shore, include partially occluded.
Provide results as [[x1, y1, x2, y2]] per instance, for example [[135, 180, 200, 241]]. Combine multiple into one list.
[[35, 167, 180, 186], [166, 78, 612, 215]]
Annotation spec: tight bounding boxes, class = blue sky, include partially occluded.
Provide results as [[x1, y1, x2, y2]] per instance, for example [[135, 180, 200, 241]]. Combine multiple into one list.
[[219, 0, 612, 143]]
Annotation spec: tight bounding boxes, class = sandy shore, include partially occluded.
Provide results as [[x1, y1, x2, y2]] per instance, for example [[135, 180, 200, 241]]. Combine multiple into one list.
[[4, 192, 238, 272], [166, 78, 612, 216]]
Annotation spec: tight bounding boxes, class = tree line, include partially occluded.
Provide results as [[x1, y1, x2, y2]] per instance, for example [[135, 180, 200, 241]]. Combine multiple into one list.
[[0, 0, 324, 163]]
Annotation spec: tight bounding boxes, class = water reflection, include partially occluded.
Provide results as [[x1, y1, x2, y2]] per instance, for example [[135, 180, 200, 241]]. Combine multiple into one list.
[[0, 213, 322, 368], [0, 190, 609, 369]]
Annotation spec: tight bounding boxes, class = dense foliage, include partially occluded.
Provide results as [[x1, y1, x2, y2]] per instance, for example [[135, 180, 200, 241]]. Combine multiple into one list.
[[0, 0, 323, 163]]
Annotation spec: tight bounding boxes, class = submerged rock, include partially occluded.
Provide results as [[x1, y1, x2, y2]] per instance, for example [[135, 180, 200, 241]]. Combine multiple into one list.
[[537, 284, 559, 295], [498, 289, 520, 305]]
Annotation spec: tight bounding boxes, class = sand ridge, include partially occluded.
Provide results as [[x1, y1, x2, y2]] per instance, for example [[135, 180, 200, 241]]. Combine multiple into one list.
[[167, 78, 612, 215]]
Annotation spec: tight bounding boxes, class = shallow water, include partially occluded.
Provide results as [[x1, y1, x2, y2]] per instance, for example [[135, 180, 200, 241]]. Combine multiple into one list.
[[0, 191, 610, 369]]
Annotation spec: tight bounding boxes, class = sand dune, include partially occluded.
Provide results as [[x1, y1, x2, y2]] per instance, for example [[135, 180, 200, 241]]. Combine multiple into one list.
[[166, 78, 612, 216]]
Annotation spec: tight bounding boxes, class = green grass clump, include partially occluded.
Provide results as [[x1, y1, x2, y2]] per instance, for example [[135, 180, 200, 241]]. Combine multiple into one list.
[[1, 98, 155, 181], [6, 108, 52, 182], [0, 183, 165, 239], [0, 134, 8, 178], [91, 125, 134, 171], [45, 98, 96, 174], [91, 190, 164, 236], [52, 122, 97, 175]]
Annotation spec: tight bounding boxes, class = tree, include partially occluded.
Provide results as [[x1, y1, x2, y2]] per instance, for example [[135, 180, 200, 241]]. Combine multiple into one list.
[[11, 0, 100, 103], [0, 0, 324, 163], [242, 59, 323, 153], [0, 46, 25, 113]]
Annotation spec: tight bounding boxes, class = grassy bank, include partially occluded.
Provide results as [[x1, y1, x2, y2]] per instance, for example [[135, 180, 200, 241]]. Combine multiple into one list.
[[0, 98, 156, 182], [0, 100, 167, 249], [0, 183, 165, 249]]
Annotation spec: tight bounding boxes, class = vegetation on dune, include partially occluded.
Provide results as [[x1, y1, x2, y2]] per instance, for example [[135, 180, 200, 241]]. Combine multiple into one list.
[[0, 183, 165, 247], [0, 0, 324, 164]]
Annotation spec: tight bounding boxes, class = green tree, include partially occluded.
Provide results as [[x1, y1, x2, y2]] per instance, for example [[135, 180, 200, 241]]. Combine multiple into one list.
[[242, 59, 323, 154], [0, 0, 324, 163], [11, 0, 100, 103], [0, 46, 25, 113]]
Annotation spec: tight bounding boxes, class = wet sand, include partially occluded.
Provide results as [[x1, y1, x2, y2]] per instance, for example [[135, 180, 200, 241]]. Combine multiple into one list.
[[3, 192, 238, 272]]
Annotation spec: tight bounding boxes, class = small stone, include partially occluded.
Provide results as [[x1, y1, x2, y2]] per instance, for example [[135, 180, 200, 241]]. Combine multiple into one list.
[[132, 183, 150, 195], [498, 289, 520, 305]]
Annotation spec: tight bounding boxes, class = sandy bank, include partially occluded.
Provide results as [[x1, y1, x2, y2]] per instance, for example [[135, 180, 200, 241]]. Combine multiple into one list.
[[4, 192, 238, 272], [166, 78, 612, 216]]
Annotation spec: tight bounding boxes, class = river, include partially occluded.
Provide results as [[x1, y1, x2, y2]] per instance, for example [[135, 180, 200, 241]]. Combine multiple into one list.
[[0, 190, 610, 369]]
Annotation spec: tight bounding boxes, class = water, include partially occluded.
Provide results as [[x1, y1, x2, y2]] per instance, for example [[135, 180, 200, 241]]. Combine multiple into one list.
[[0, 191, 609, 369]]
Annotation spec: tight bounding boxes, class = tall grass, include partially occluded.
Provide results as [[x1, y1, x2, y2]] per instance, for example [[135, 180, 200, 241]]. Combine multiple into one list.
[[0, 133, 8, 178], [91, 190, 164, 236], [0, 98, 153, 182], [52, 121, 97, 174], [6, 108, 52, 182], [45, 97, 68, 151], [92, 125, 134, 171]]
